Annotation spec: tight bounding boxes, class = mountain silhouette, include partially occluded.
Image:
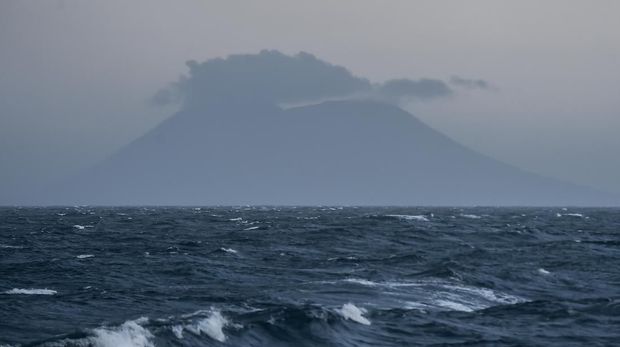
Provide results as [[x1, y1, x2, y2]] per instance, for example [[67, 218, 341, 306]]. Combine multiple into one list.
[[53, 99, 616, 206]]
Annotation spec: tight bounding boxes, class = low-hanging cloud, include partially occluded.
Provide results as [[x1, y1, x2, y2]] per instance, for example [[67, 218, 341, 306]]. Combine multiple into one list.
[[154, 50, 486, 109], [449, 76, 493, 90], [375, 78, 453, 102]]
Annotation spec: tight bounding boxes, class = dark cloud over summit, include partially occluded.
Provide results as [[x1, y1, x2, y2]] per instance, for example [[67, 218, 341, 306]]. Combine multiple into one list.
[[154, 50, 475, 109], [155, 50, 371, 107]]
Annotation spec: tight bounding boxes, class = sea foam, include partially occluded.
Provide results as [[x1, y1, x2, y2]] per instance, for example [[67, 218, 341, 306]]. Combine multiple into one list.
[[434, 299, 475, 312], [77, 254, 95, 259], [336, 303, 371, 325], [171, 325, 184, 339], [385, 214, 429, 222], [344, 278, 377, 286], [460, 214, 482, 219], [338, 278, 526, 312], [220, 247, 238, 254], [3, 288, 57, 295], [557, 213, 585, 218], [0, 244, 23, 249]]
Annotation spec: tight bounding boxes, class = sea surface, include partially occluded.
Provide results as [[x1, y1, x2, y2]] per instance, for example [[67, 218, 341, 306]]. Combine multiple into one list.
[[1, 207, 619, 346]]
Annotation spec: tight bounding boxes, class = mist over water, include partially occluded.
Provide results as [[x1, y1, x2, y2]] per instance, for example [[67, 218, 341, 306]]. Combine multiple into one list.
[[2, 207, 619, 346]]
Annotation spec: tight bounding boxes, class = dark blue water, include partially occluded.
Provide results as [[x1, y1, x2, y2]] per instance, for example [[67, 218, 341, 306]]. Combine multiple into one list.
[[1, 207, 619, 346]]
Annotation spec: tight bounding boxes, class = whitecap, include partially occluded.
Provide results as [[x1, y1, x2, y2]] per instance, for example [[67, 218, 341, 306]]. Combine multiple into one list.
[[339, 278, 426, 288], [3, 288, 57, 295], [220, 247, 238, 254], [460, 214, 482, 219], [171, 325, 184, 339], [77, 254, 95, 259], [228, 217, 242, 222], [385, 214, 429, 222], [556, 213, 584, 218], [565, 213, 584, 218], [185, 310, 228, 342], [0, 244, 23, 249], [344, 278, 378, 286], [336, 303, 371, 325], [74, 224, 94, 230], [89, 317, 154, 347], [434, 299, 475, 312], [328, 256, 358, 261], [243, 226, 260, 231], [538, 268, 551, 275]]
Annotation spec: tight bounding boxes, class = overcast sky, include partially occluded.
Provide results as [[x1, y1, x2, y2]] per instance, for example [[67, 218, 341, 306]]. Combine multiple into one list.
[[1, 0, 619, 199]]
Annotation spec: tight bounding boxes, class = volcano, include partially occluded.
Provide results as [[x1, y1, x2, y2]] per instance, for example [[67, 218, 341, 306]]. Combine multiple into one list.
[[53, 99, 615, 206]]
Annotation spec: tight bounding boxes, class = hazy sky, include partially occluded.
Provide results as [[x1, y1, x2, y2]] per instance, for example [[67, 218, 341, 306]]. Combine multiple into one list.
[[1, 0, 619, 199]]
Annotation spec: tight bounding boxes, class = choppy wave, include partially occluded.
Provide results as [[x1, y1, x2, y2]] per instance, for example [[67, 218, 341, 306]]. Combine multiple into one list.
[[32, 310, 233, 347], [89, 317, 153, 347], [28, 305, 370, 346], [3, 207, 620, 346], [35, 317, 154, 347], [183, 310, 229, 342]]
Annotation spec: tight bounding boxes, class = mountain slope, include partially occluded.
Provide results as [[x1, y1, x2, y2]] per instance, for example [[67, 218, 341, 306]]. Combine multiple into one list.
[[54, 100, 617, 206]]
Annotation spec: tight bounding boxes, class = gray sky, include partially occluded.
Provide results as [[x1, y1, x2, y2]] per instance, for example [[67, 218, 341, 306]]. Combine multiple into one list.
[[1, 0, 619, 199]]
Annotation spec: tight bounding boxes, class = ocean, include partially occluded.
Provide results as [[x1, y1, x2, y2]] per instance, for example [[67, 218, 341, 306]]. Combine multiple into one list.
[[1, 207, 619, 346]]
